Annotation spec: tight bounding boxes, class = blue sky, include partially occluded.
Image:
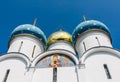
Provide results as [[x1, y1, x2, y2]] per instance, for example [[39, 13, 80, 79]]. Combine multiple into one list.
[[0, 0, 120, 54]]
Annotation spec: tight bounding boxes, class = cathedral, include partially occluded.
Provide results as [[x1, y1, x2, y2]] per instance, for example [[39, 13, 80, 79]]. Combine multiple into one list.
[[0, 19, 120, 82]]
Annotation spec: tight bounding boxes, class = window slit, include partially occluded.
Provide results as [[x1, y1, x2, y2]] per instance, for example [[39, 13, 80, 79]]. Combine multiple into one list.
[[32, 45, 36, 58], [96, 37, 100, 46], [3, 69, 10, 82], [103, 64, 112, 79], [83, 42, 86, 51], [18, 41, 23, 52], [53, 67, 57, 82]]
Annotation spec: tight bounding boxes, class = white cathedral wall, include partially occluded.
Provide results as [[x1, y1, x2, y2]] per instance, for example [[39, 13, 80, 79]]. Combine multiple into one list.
[[32, 68, 53, 82], [80, 52, 120, 82], [78, 68, 86, 82], [32, 67, 78, 82], [8, 36, 44, 59], [48, 42, 76, 54], [0, 58, 26, 82], [76, 31, 112, 57], [57, 67, 78, 82], [8, 39, 21, 52]]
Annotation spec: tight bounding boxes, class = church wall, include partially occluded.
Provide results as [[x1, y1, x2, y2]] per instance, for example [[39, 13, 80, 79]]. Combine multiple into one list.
[[32, 68, 53, 82], [80, 52, 120, 82], [57, 67, 78, 82], [0, 58, 27, 82]]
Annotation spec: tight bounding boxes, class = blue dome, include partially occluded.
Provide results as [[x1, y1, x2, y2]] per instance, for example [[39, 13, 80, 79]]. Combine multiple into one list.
[[11, 24, 47, 47], [72, 20, 110, 44]]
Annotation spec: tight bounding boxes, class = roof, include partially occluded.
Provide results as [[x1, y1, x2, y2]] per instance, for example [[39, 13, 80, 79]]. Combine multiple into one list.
[[72, 20, 110, 44], [11, 24, 47, 46], [47, 31, 72, 46]]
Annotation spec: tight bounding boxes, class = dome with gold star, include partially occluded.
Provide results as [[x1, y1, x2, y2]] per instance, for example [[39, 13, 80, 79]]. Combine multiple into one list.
[[47, 30, 72, 46], [72, 20, 110, 44], [11, 24, 47, 47]]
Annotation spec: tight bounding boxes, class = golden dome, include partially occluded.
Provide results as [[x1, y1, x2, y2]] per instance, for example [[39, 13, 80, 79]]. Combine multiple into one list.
[[47, 30, 72, 46]]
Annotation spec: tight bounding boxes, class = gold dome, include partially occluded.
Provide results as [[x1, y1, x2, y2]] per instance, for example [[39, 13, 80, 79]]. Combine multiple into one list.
[[47, 31, 72, 46]]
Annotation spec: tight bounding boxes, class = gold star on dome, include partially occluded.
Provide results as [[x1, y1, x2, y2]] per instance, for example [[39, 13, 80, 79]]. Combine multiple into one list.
[[40, 38, 42, 41], [80, 27, 83, 29], [22, 25, 25, 27], [93, 23, 96, 25], [27, 28, 30, 30], [38, 31, 40, 34]]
